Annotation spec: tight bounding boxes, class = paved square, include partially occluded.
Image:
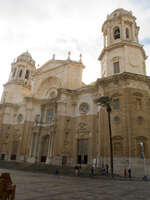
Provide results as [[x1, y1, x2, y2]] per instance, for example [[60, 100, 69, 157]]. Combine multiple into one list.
[[0, 168, 150, 200]]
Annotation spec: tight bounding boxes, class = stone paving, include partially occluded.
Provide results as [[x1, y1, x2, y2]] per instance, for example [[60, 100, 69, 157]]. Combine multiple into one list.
[[0, 168, 150, 200]]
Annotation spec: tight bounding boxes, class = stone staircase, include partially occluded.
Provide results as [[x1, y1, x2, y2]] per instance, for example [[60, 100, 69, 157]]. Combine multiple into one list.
[[0, 160, 101, 177]]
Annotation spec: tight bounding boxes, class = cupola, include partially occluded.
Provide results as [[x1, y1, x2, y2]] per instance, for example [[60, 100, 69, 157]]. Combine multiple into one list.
[[99, 8, 147, 78]]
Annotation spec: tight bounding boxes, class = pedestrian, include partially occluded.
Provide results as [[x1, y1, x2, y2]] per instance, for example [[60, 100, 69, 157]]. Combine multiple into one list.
[[55, 169, 59, 175], [105, 164, 109, 175], [124, 168, 127, 177], [128, 168, 131, 178], [74, 165, 79, 176], [91, 166, 94, 176]]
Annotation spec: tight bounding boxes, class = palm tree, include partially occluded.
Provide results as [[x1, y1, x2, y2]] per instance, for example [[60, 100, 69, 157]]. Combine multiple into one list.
[[96, 96, 114, 177]]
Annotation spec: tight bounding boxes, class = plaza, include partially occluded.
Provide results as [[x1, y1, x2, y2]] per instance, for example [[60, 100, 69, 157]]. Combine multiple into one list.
[[0, 168, 149, 200]]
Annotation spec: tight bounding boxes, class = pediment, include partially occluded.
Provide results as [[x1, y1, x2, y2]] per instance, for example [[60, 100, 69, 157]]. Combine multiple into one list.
[[38, 60, 66, 73]]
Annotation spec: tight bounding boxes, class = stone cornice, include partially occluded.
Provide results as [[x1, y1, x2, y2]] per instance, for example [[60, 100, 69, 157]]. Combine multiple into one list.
[[0, 103, 19, 109], [99, 41, 147, 60], [96, 72, 150, 86], [4, 80, 31, 89], [76, 85, 97, 94], [58, 85, 96, 96], [24, 96, 58, 104], [58, 88, 76, 95]]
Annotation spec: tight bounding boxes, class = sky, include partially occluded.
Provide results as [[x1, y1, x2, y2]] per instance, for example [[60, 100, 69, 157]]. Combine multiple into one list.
[[0, 0, 150, 97]]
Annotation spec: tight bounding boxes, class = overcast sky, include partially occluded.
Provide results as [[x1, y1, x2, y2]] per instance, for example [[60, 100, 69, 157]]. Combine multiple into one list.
[[0, 0, 150, 97]]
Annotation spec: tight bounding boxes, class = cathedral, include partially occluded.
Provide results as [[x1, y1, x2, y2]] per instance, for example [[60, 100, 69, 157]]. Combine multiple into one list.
[[0, 8, 150, 176]]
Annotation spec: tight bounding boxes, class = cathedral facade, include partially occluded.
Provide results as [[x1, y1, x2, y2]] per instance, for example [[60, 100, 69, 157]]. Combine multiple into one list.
[[0, 8, 150, 176]]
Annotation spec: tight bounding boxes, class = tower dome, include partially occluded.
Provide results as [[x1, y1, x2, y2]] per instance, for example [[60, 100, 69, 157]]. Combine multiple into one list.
[[7, 51, 36, 87], [17, 51, 35, 66], [2, 51, 36, 103], [106, 8, 134, 21]]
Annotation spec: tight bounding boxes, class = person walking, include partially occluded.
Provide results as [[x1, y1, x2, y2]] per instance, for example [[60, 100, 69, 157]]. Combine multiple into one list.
[[74, 165, 79, 176], [91, 166, 94, 176], [128, 168, 131, 178], [105, 164, 109, 175]]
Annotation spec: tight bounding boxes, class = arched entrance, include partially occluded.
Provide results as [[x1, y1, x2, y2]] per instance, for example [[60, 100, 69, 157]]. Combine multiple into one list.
[[77, 139, 88, 164], [40, 135, 49, 163]]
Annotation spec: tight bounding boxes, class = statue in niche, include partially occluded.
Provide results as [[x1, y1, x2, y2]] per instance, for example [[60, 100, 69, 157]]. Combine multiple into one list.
[[77, 122, 89, 138], [79, 103, 89, 114], [78, 122, 88, 132], [64, 132, 70, 153]]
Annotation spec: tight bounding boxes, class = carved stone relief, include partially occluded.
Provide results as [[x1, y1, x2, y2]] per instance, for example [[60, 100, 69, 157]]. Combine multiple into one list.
[[76, 122, 90, 139]]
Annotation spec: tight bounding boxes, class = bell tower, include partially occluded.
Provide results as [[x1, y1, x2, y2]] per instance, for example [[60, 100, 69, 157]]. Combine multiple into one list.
[[99, 8, 147, 78], [1, 51, 36, 104]]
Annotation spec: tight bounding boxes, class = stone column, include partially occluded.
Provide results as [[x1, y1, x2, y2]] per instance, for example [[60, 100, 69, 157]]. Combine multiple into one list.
[[52, 132, 56, 157], [98, 106, 102, 166], [29, 134, 33, 157], [124, 45, 128, 72], [107, 26, 111, 46], [104, 34, 106, 48], [46, 134, 52, 164], [132, 23, 136, 42], [36, 134, 42, 162], [33, 134, 38, 158], [49, 133, 54, 157], [14, 67, 19, 79], [121, 20, 125, 40], [41, 105, 46, 123], [88, 132, 92, 165]]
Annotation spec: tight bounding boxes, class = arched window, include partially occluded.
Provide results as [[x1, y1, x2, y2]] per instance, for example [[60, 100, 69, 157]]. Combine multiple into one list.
[[113, 61, 120, 74], [126, 28, 129, 39], [47, 110, 54, 123], [113, 142, 122, 156], [12, 68, 16, 77], [19, 69, 22, 77], [112, 136, 123, 157], [25, 70, 30, 79], [136, 98, 142, 110], [114, 27, 120, 39], [113, 99, 120, 110]]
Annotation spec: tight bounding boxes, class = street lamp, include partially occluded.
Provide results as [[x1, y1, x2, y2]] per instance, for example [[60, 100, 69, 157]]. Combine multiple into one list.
[[96, 96, 114, 177], [138, 141, 147, 180]]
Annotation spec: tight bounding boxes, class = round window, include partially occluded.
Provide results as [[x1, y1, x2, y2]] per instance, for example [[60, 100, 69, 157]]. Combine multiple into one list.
[[48, 89, 57, 98], [79, 103, 89, 114]]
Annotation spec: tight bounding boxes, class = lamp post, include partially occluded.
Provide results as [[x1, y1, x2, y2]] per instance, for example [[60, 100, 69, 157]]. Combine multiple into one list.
[[138, 141, 147, 180], [96, 96, 114, 177]]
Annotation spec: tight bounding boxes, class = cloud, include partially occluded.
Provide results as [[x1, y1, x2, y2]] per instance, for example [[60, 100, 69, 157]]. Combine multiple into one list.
[[141, 38, 150, 45], [0, 0, 150, 96], [130, 0, 150, 9]]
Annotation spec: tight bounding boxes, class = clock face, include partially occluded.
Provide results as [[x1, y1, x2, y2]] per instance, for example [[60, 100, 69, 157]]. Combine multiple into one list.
[[79, 103, 89, 114], [128, 52, 139, 67]]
